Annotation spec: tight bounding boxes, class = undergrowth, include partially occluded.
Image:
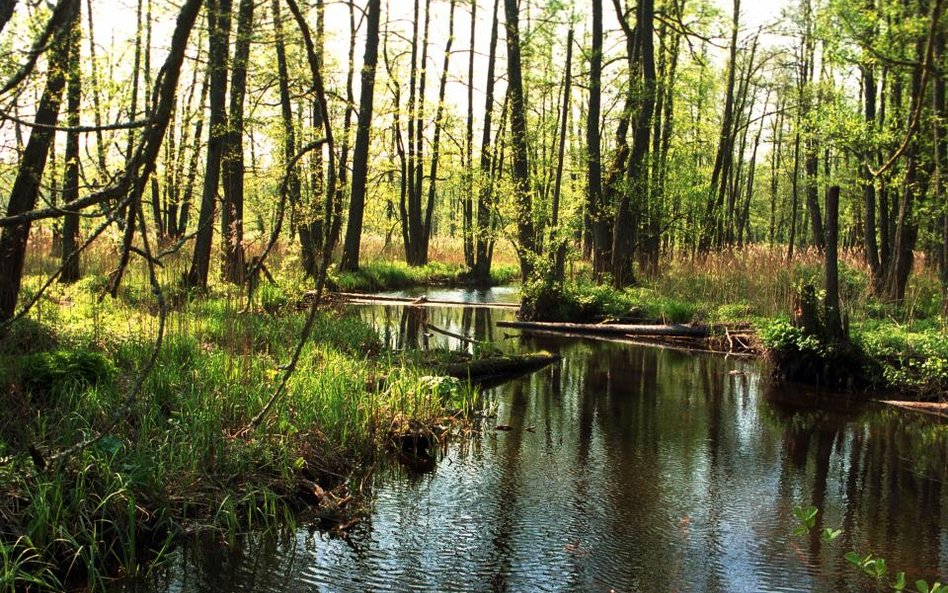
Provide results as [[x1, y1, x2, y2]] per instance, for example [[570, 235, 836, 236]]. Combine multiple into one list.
[[0, 269, 481, 592]]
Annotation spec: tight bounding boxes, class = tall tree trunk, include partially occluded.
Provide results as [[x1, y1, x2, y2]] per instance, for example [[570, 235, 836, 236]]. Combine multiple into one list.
[[85, 0, 107, 179], [503, 0, 536, 280], [301, 0, 326, 276], [886, 0, 941, 301], [0, 0, 76, 320], [472, 0, 501, 282], [221, 0, 253, 283], [699, 0, 739, 252], [862, 57, 882, 291], [60, 6, 81, 283], [324, 0, 356, 263], [769, 98, 785, 245], [587, 0, 606, 273], [787, 120, 802, 261], [339, 0, 381, 272], [462, 0, 476, 269], [273, 0, 303, 274], [422, 0, 457, 262], [177, 71, 209, 235], [549, 27, 574, 281], [611, 0, 656, 287], [186, 0, 232, 290], [738, 93, 767, 247], [824, 186, 844, 340]]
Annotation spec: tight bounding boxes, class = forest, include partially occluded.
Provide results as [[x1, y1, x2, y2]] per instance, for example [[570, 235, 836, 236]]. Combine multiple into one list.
[[1, 0, 948, 590]]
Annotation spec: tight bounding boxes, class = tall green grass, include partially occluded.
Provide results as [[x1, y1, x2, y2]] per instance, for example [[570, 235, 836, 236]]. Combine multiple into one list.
[[0, 262, 481, 591]]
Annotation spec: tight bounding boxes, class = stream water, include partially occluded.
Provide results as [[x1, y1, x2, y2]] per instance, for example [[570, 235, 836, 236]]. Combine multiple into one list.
[[116, 288, 948, 592]]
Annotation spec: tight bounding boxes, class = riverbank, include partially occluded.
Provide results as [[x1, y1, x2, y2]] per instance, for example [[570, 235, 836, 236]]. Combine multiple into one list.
[[0, 273, 503, 591], [330, 260, 520, 293], [518, 248, 948, 401]]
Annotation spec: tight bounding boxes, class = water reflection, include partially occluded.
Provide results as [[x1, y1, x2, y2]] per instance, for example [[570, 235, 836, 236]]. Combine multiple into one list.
[[115, 303, 948, 593]]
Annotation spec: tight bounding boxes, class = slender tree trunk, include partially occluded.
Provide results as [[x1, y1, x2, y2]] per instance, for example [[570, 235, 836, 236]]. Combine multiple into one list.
[[824, 186, 844, 340], [587, 0, 606, 273], [787, 121, 802, 261], [422, 0, 457, 262], [178, 71, 209, 235], [473, 0, 501, 282], [221, 0, 252, 283], [699, 0, 739, 252], [463, 0, 476, 269], [769, 98, 785, 245], [273, 0, 302, 263], [738, 93, 767, 247], [186, 0, 232, 290], [862, 59, 882, 291], [60, 6, 81, 283], [503, 0, 536, 280], [611, 0, 656, 287], [0, 0, 76, 320], [339, 0, 381, 272], [85, 0, 107, 179], [301, 0, 325, 275], [550, 28, 574, 281]]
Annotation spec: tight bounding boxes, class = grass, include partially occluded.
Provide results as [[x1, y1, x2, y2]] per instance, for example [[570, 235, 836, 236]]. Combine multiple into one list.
[[0, 241, 486, 591], [523, 246, 947, 399], [332, 260, 520, 292]]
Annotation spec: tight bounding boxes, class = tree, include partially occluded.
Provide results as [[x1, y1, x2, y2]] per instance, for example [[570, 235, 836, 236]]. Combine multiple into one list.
[[220, 0, 253, 283], [0, 0, 78, 320], [339, 0, 382, 272], [587, 0, 605, 272], [503, 0, 537, 280], [186, 0, 232, 290], [60, 3, 82, 283], [472, 0, 502, 283]]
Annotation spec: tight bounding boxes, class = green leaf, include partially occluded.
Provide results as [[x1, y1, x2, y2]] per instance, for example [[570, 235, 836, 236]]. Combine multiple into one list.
[[917, 580, 930, 593], [845, 551, 863, 567], [893, 571, 906, 591]]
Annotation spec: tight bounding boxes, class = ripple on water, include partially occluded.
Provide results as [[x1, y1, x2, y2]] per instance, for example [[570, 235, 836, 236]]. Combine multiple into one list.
[[112, 301, 948, 593]]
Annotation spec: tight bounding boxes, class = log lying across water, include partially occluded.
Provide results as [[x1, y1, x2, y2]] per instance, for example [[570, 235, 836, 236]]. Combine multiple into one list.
[[497, 320, 713, 338], [326, 292, 521, 310], [441, 351, 561, 385]]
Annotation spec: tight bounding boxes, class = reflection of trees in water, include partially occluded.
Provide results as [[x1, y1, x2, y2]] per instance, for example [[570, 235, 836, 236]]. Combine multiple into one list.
[[486, 374, 531, 590], [397, 306, 427, 350], [761, 383, 948, 587], [460, 307, 494, 353]]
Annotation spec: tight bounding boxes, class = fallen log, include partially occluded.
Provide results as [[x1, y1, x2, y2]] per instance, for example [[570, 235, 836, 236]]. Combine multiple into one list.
[[441, 351, 560, 385], [497, 320, 713, 338]]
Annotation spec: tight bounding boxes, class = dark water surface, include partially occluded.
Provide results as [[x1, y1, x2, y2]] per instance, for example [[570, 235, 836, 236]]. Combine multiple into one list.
[[118, 290, 948, 592]]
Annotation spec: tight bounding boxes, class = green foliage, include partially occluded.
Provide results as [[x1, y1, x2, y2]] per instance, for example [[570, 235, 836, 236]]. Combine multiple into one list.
[[760, 319, 825, 356], [520, 277, 700, 323], [22, 349, 116, 398], [792, 504, 942, 592], [792, 505, 818, 536], [0, 271, 484, 588], [856, 320, 948, 397], [258, 283, 288, 313]]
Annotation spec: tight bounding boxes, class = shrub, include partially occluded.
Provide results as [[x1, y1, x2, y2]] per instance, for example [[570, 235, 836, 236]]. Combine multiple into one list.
[[22, 349, 116, 398]]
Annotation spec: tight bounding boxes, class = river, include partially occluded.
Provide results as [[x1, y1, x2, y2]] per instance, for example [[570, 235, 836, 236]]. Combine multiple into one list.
[[115, 288, 948, 592]]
